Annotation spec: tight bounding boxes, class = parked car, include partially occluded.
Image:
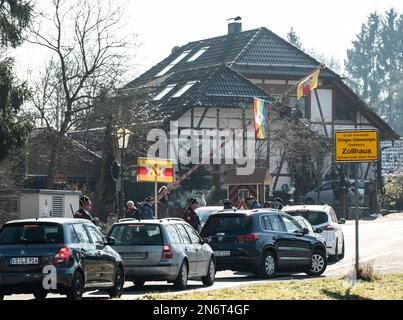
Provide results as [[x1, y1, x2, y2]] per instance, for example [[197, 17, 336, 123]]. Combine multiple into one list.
[[303, 180, 365, 205], [195, 206, 224, 227], [293, 215, 326, 243], [200, 209, 328, 278], [0, 218, 124, 300], [282, 205, 345, 262], [106, 218, 215, 290]]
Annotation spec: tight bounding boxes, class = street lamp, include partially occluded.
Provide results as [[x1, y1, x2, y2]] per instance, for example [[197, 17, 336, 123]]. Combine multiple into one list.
[[116, 128, 132, 219]]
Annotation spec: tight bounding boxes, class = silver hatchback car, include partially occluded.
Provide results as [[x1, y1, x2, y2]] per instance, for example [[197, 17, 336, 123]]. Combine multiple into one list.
[[106, 218, 216, 289]]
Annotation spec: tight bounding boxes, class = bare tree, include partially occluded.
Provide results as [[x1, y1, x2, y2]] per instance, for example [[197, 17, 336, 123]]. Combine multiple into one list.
[[28, 0, 134, 188]]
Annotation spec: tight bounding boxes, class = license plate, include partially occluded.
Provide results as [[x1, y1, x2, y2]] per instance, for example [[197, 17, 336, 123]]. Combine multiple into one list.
[[214, 251, 231, 257], [122, 252, 147, 259], [9, 257, 40, 265]]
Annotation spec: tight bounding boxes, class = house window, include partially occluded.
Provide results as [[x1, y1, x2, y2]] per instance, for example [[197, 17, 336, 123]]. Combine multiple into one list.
[[335, 100, 354, 121], [153, 84, 176, 101], [289, 96, 306, 118], [155, 50, 192, 77], [171, 81, 198, 98], [187, 47, 209, 62]]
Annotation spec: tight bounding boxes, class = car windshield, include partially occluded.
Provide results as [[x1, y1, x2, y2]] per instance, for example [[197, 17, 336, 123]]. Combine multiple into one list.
[[286, 211, 328, 226], [0, 223, 64, 245], [200, 215, 252, 237], [108, 224, 162, 245]]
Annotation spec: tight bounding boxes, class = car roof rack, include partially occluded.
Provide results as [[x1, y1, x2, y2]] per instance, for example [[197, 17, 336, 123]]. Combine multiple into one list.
[[160, 218, 184, 222], [118, 218, 139, 222]]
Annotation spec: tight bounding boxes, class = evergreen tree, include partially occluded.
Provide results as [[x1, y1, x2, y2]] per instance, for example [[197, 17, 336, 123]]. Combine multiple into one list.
[[378, 9, 403, 133], [345, 9, 403, 135], [0, 0, 32, 48], [0, 0, 33, 162], [345, 12, 382, 105], [287, 27, 302, 49]]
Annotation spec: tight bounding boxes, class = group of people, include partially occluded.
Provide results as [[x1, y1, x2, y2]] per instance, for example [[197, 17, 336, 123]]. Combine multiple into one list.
[[73, 192, 286, 234]]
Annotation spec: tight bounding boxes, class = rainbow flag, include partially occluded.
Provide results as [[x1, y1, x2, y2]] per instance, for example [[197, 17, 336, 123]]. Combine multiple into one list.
[[254, 97, 268, 140]]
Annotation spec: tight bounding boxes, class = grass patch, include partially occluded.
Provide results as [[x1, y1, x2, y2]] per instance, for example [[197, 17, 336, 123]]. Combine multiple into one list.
[[140, 274, 403, 300]]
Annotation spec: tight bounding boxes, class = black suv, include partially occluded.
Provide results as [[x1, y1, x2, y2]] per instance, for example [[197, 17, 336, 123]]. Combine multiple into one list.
[[200, 209, 327, 278], [0, 218, 124, 300]]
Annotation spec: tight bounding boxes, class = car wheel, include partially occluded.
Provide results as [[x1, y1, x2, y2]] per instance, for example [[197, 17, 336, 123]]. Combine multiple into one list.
[[305, 198, 315, 205], [33, 291, 48, 300], [174, 261, 188, 290], [66, 271, 84, 300], [338, 239, 345, 260], [330, 242, 340, 262], [133, 280, 146, 288], [305, 250, 327, 277], [108, 267, 124, 299], [256, 251, 276, 279], [202, 258, 216, 286]]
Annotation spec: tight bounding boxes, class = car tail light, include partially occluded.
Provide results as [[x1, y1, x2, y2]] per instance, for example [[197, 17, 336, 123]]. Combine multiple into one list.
[[54, 247, 71, 264], [237, 233, 259, 243], [161, 245, 173, 260], [323, 225, 335, 231]]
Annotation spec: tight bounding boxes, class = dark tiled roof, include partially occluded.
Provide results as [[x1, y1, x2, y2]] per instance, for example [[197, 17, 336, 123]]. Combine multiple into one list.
[[127, 27, 337, 87], [120, 65, 272, 123], [126, 28, 260, 87]]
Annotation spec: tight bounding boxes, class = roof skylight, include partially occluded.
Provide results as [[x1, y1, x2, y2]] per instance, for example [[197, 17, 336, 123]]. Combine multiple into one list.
[[153, 84, 176, 101], [155, 50, 192, 77], [171, 81, 198, 98], [187, 46, 210, 62]]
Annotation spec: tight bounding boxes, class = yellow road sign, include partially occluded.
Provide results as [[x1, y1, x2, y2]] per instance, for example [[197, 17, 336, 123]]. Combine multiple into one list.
[[334, 130, 379, 162], [137, 157, 175, 183]]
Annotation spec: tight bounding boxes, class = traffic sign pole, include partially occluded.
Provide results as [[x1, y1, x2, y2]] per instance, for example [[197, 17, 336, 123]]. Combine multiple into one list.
[[354, 162, 360, 277], [154, 176, 158, 219]]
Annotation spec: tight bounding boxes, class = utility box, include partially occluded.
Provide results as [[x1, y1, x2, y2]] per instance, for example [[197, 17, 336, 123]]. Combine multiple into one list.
[[19, 189, 81, 219]]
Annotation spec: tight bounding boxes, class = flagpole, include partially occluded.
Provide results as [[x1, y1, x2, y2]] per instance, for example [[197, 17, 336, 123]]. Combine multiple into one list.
[[313, 89, 329, 138]]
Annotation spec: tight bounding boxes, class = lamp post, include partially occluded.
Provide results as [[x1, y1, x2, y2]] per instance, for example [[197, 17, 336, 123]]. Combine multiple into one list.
[[117, 128, 132, 219]]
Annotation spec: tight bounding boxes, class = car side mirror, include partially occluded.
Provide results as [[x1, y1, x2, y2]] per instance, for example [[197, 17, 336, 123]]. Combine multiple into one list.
[[106, 236, 116, 246], [302, 228, 309, 235], [338, 218, 346, 225], [314, 228, 323, 233]]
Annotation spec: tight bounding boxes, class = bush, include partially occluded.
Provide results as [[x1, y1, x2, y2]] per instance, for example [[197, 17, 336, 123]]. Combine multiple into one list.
[[381, 174, 403, 210]]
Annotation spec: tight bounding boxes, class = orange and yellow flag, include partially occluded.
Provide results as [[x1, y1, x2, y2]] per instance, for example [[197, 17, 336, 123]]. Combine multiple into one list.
[[297, 68, 320, 100]]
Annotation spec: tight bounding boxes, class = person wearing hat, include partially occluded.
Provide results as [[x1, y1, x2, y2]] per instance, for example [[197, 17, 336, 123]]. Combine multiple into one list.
[[140, 196, 155, 220], [273, 197, 284, 210], [74, 195, 96, 223], [126, 200, 140, 219], [183, 198, 201, 232], [222, 199, 233, 210]]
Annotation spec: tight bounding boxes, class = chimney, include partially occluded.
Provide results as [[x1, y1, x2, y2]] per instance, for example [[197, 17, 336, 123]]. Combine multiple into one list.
[[227, 16, 242, 34], [171, 46, 180, 54]]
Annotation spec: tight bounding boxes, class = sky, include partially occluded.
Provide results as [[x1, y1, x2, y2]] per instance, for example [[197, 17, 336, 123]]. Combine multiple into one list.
[[13, 0, 403, 83]]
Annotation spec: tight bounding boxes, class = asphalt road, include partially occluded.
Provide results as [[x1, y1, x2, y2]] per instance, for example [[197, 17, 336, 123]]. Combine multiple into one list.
[[4, 213, 403, 300]]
